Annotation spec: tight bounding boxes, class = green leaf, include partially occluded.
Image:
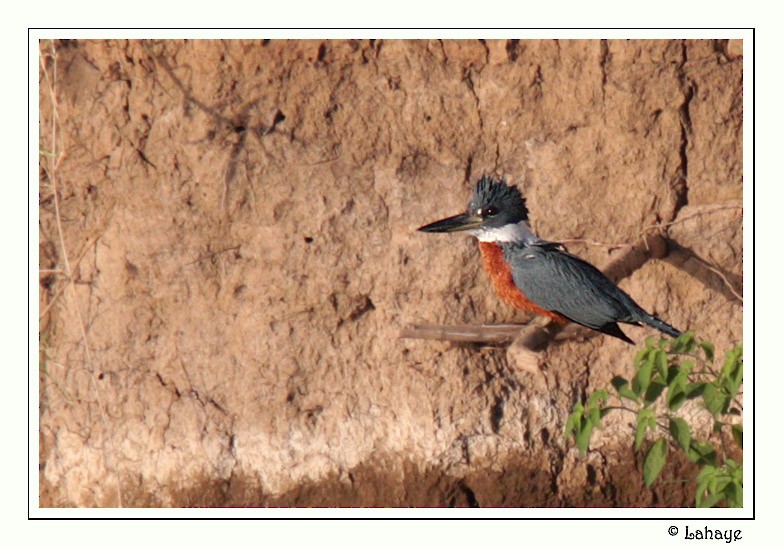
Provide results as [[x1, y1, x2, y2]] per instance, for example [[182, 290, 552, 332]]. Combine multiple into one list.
[[667, 360, 692, 388], [731, 424, 743, 449], [636, 351, 655, 394], [670, 331, 695, 354], [666, 365, 688, 411], [576, 422, 593, 455], [734, 465, 743, 484], [725, 480, 742, 508], [665, 364, 680, 385], [695, 466, 715, 507], [722, 345, 743, 379], [565, 408, 582, 439], [721, 461, 744, 508], [688, 440, 717, 466], [685, 382, 706, 400], [696, 464, 716, 484], [694, 464, 724, 507], [682, 332, 696, 352], [698, 492, 725, 508], [732, 360, 743, 391], [634, 348, 651, 370], [669, 418, 691, 453], [586, 390, 609, 408], [722, 360, 743, 398], [643, 380, 667, 405], [703, 383, 730, 416], [635, 409, 655, 451], [610, 376, 629, 392], [635, 422, 647, 452], [679, 360, 695, 377], [619, 387, 639, 402], [588, 407, 602, 429], [699, 341, 715, 362], [643, 438, 668, 487], [656, 349, 669, 379], [667, 387, 687, 411], [708, 474, 731, 495]]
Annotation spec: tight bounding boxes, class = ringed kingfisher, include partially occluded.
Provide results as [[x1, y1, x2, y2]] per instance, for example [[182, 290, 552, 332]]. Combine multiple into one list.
[[417, 176, 683, 344]]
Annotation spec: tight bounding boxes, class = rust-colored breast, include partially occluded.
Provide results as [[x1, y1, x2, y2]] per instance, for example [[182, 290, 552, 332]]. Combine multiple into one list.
[[478, 242, 567, 324]]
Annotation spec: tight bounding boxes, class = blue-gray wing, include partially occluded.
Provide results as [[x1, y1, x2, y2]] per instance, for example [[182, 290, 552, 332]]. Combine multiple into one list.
[[504, 243, 641, 330]]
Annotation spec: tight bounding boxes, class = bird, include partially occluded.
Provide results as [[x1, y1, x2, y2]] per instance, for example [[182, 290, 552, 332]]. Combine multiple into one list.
[[417, 176, 683, 344]]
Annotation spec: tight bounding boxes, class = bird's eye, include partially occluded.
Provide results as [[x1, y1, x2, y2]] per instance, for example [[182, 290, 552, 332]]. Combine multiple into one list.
[[484, 206, 498, 217]]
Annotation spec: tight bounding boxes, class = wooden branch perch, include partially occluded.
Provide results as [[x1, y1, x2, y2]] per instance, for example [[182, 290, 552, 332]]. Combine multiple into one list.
[[400, 323, 528, 344]]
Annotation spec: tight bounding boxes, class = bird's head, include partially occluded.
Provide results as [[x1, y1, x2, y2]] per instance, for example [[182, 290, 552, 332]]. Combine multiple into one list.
[[417, 176, 532, 242]]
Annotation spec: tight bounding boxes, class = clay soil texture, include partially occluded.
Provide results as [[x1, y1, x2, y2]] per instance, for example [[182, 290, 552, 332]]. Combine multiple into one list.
[[38, 39, 743, 507]]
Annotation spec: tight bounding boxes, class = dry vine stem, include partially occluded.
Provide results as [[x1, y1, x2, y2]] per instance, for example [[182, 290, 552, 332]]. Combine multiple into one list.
[[39, 40, 123, 507], [558, 203, 743, 303]]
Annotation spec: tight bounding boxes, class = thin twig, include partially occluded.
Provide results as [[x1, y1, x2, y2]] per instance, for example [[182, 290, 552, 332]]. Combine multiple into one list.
[[183, 245, 241, 268], [643, 203, 742, 234], [686, 254, 743, 302], [559, 202, 742, 252], [602, 405, 640, 415], [559, 238, 631, 250], [39, 230, 103, 320], [39, 281, 68, 321], [400, 323, 526, 344]]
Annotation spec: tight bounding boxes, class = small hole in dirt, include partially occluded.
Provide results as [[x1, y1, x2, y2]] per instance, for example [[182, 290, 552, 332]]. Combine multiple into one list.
[[272, 110, 286, 126], [459, 483, 480, 508], [98, 373, 105, 380], [506, 39, 520, 62], [286, 392, 296, 403], [317, 43, 327, 62], [234, 125, 246, 133], [490, 396, 504, 433], [41, 275, 55, 290], [304, 236, 314, 244], [587, 464, 597, 485], [540, 428, 551, 446], [262, 39, 271, 46]]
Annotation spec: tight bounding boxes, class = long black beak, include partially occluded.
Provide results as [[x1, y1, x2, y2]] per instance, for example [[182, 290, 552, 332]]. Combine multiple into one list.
[[417, 212, 484, 233]]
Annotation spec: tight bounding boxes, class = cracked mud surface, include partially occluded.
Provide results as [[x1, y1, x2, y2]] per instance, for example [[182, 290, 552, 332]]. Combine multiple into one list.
[[39, 39, 742, 507]]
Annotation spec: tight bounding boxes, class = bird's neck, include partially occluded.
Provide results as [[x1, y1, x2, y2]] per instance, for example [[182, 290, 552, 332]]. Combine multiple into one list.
[[471, 220, 540, 244]]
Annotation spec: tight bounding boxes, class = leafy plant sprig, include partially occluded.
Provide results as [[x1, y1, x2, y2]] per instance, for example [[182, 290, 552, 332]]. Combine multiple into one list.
[[565, 333, 742, 507]]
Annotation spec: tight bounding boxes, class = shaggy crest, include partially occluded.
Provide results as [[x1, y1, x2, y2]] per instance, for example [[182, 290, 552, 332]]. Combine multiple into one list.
[[468, 176, 529, 225]]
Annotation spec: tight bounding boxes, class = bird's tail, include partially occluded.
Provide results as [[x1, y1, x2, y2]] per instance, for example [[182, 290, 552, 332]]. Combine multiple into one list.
[[637, 312, 683, 339]]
